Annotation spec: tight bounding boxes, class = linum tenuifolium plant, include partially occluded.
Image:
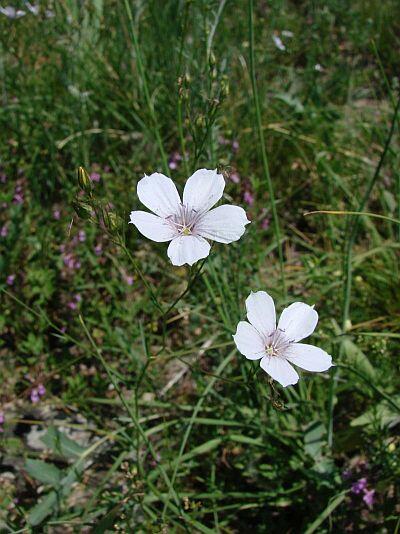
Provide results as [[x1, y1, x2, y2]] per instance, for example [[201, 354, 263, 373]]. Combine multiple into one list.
[[129, 168, 333, 386], [75, 166, 333, 388]]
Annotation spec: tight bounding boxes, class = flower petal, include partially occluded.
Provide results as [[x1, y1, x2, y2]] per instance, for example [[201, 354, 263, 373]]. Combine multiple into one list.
[[196, 205, 250, 243], [137, 173, 181, 217], [260, 356, 299, 387], [129, 211, 177, 242], [245, 291, 276, 337], [183, 168, 225, 213], [277, 302, 318, 342], [167, 235, 210, 266], [285, 343, 333, 372], [233, 321, 266, 360]]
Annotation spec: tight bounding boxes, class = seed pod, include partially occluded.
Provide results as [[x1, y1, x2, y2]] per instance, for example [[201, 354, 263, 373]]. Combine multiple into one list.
[[72, 200, 92, 219]]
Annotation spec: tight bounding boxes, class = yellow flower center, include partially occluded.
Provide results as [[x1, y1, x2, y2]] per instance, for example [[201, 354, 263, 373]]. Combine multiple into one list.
[[182, 226, 191, 236], [266, 345, 275, 357]]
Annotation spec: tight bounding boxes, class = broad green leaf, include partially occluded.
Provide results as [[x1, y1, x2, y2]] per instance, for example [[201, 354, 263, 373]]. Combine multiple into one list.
[[27, 491, 58, 526], [41, 427, 86, 459], [25, 459, 62, 486]]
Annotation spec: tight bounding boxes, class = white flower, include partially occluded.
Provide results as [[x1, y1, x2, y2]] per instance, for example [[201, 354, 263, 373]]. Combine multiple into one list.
[[129, 169, 250, 266], [0, 6, 26, 18], [272, 34, 286, 51], [233, 291, 333, 387], [25, 2, 39, 15]]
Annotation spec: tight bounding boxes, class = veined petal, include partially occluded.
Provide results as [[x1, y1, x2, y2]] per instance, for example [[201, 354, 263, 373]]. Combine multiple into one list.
[[183, 169, 225, 213], [233, 321, 266, 360], [260, 356, 299, 387], [196, 205, 250, 243], [129, 211, 177, 242], [285, 343, 333, 372], [277, 302, 318, 342], [137, 173, 181, 217], [245, 291, 276, 337], [167, 235, 210, 266]]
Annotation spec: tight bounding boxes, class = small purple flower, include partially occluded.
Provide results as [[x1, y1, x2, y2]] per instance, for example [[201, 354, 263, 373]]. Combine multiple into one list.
[[6, 274, 15, 286], [30, 389, 40, 403], [13, 193, 24, 205], [125, 275, 134, 286], [261, 218, 270, 230], [53, 209, 61, 220], [0, 173, 7, 183], [230, 172, 240, 184], [0, 224, 8, 237], [232, 140, 239, 152], [94, 243, 102, 256], [67, 293, 81, 310], [243, 190, 255, 206], [37, 384, 46, 396], [0, 411, 4, 424], [363, 489, 375, 509], [63, 253, 81, 270], [90, 172, 101, 182], [351, 477, 367, 495], [78, 230, 86, 242], [168, 151, 182, 170]]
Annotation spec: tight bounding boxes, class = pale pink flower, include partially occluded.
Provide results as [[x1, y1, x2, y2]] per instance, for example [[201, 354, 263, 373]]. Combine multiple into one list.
[[129, 169, 250, 266], [233, 291, 333, 387]]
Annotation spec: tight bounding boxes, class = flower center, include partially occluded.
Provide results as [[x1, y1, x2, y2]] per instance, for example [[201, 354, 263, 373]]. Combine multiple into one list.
[[165, 203, 204, 236], [265, 329, 291, 358], [266, 345, 276, 357]]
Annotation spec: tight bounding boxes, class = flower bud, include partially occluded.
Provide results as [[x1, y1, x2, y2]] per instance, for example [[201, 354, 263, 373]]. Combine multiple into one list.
[[209, 51, 216, 69], [221, 80, 229, 99], [77, 166, 92, 193]]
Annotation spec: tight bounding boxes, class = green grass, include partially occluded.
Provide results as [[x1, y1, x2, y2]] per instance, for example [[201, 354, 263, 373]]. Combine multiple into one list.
[[1, 0, 400, 532]]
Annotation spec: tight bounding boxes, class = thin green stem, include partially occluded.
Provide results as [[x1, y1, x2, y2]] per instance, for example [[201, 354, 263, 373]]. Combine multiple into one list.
[[119, 240, 164, 314], [248, 0, 286, 297]]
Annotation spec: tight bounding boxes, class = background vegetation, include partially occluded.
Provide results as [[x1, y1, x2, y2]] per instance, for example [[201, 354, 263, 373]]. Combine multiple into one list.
[[1, 0, 399, 531]]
